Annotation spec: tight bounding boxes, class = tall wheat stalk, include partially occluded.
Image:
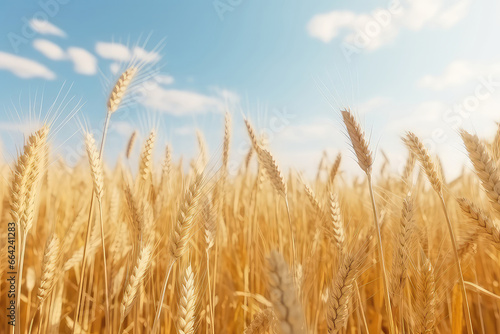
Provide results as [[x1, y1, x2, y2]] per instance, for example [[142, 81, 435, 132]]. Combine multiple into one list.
[[340, 108, 395, 334], [405, 131, 473, 334]]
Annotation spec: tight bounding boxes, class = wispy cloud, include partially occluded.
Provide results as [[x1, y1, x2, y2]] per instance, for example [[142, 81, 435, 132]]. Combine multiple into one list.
[[307, 0, 470, 50], [33, 39, 97, 75], [418, 60, 500, 90], [0, 51, 55, 79], [67, 47, 97, 75], [33, 39, 66, 60], [29, 19, 66, 37], [138, 81, 239, 115], [95, 42, 160, 63]]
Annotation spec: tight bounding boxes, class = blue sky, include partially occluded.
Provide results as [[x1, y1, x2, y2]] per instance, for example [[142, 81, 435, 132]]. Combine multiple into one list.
[[1, 0, 500, 178]]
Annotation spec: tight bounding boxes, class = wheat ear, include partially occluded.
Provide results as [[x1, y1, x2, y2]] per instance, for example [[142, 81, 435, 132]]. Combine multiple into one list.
[[139, 130, 156, 183], [391, 195, 414, 304], [328, 153, 342, 189], [120, 241, 153, 324], [125, 131, 137, 159], [457, 197, 500, 247], [341, 109, 373, 174], [417, 257, 436, 334], [37, 234, 60, 306], [460, 129, 500, 216], [107, 66, 138, 113], [267, 250, 305, 334], [328, 192, 345, 252], [177, 265, 197, 334], [85, 133, 104, 200], [404, 132, 442, 194], [222, 111, 232, 172], [327, 252, 366, 334], [245, 308, 277, 334]]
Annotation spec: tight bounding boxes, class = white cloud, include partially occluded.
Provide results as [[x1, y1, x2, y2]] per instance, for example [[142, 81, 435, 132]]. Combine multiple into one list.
[[67, 47, 97, 75], [33, 39, 65, 60], [95, 42, 160, 63], [156, 74, 174, 85], [419, 60, 500, 90], [110, 63, 120, 74], [132, 46, 161, 63], [95, 42, 131, 61], [29, 19, 66, 37], [32, 39, 98, 76], [138, 82, 239, 115], [0, 51, 55, 80], [307, 0, 471, 50], [174, 126, 196, 136], [110, 121, 134, 136]]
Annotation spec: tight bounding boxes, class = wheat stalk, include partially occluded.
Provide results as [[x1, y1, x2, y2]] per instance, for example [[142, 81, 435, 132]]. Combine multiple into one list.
[[340, 108, 394, 333]]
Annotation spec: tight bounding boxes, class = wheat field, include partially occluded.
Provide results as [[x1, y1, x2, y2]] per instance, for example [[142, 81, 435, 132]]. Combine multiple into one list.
[[3, 67, 500, 334]]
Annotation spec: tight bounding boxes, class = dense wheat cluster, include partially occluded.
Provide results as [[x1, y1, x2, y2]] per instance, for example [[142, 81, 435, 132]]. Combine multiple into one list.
[[4, 70, 500, 334]]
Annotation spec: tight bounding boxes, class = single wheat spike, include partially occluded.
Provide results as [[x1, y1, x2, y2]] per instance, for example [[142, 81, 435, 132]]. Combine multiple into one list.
[[391, 195, 414, 302], [170, 173, 204, 259], [37, 234, 60, 305], [403, 132, 442, 194], [327, 252, 366, 334], [328, 192, 345, 252], [256, 146, 287, 197], [203, 197, 217, 250], [139, 130, 156, 182], [161, 144, 171, 187], [11, 125, 49, 232], [303, 180, 323, 216], [341, 109, 373, 174], [177, 265, 197, 334], [196, 130, 208, 171], [402, 150, 416, 186], [222, 111, 232, 171], [84, 132, 104, 200], [244, 146, 253, 170], [126, 130, 137, 159], [457, 197, 500, 246], [244, 118, 260, 153], [267, 250, 305, 334], [107, 66, 138, 113], [328, 153, 342, 188], [460, 129, 500, 215], [417, 257, 436, 334], [245, 308, 277, 334], [120, 241, 153, 322]]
